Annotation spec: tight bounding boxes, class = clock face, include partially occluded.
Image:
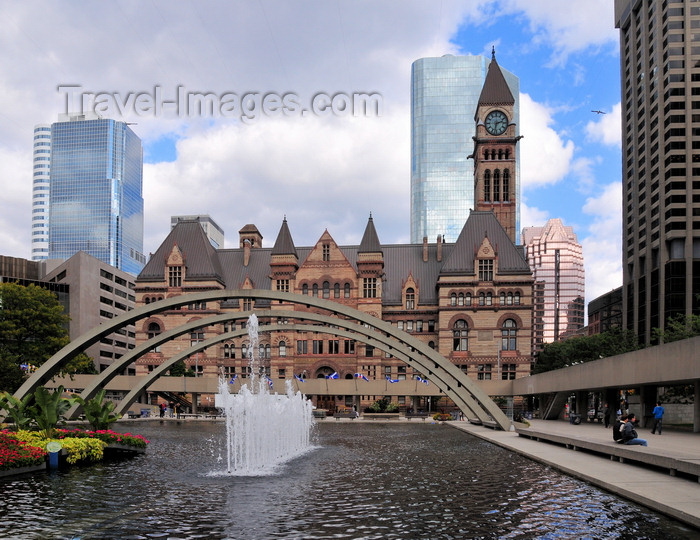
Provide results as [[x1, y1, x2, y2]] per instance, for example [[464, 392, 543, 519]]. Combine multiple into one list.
[[485, 110, 508, 135]]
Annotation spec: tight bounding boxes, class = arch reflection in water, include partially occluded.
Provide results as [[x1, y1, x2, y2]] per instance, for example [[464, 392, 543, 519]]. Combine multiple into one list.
[[214, 313, 316, 475]]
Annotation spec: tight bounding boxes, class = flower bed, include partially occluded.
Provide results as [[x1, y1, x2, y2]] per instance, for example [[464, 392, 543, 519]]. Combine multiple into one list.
[[1, 428, 149, 471], [0, 431, 46, 470]]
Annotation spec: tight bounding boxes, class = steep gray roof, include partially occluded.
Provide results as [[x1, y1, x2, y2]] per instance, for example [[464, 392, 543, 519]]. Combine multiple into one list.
[[270, 218, 298, 257], [441, 211, 530, 275], [477, 50, 514, 108], [139, 221, 225, 284], [358, 215, 382, 253]]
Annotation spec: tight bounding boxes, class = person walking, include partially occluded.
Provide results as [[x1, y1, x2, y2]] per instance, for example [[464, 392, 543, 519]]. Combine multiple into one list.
[[651, 402, 664, 435], [603, 403, 611, 428], [621, 413, 648, 446]]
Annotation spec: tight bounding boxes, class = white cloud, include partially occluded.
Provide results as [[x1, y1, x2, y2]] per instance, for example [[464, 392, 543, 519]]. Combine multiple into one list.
[[500, 0, 618, 66], [586, 102, 622, 147], [580, 182, 623, 302], [0, 147, 32, 257], [519, 93, 575, 188]]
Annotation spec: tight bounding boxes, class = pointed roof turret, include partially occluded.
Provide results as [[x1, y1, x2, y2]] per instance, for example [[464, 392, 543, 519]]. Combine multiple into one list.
[[271, 216, 298, 257], [358, 213, 382, 254], [477, 47, 514, 109]]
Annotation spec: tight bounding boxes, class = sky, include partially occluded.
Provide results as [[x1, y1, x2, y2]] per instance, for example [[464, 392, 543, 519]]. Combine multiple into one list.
[[0, 0, 623, 309]]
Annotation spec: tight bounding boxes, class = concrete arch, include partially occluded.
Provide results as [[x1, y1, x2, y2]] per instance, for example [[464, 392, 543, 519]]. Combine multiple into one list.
[[112, 322, 488, 420], [16, 289, 510, 430]]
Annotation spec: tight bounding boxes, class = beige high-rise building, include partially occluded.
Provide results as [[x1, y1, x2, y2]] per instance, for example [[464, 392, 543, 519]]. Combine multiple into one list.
[[522, 219, 585, 353], [615, 0, 700, 344]]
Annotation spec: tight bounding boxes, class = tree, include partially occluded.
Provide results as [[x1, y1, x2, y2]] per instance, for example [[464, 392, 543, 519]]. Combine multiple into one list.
[[652, 314, 700, 344], [534, 328, 640, 374], [0, 282, 72, 393]]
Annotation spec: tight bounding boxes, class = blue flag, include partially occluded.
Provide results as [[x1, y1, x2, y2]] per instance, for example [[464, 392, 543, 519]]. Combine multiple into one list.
[[386, 376, 399, 383], [354, 373, 369, 381], [294, 374, 305, 383], [416, 376, 429, 385], [266, 377, 274, 388], [229, 375, 238, 384], [326, 371, 339, 379]]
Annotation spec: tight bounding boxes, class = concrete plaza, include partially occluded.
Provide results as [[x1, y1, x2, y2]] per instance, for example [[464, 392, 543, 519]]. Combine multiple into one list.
[[453, 418, 700, 530]]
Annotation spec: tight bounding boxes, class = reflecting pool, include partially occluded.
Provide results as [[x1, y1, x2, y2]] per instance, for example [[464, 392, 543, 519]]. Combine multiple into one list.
[[1, 421, 695, 539]]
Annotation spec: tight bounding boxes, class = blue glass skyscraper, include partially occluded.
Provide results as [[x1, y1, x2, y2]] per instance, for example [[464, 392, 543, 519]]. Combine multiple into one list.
[[410, 55, 520, 243], [48, 113, 145, 275]]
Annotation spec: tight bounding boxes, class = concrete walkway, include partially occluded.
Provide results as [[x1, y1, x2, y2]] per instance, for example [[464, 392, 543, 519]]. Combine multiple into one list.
[[452, 419, 700, 530]]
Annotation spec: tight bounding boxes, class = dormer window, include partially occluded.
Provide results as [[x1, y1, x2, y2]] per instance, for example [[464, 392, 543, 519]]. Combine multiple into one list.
[[168, 266, 182, 288], [478, 259, 493, 281]]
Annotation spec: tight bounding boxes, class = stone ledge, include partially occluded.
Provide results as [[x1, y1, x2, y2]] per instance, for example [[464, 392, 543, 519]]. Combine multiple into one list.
[[516, 428, 700, 480]]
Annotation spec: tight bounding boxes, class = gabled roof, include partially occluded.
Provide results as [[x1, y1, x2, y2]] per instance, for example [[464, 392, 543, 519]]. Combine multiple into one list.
[[477, 48, 514, 108], [270, 218, 298, 258], [441, 211, 530, 275], [139, 221, 225, 284], [358, 214, 382, 253]]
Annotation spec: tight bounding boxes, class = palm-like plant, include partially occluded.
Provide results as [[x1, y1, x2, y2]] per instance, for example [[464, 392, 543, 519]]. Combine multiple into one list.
[[74, 389, 122, 431], [0, 391, 34, 430], [27, 385, 76, 438]]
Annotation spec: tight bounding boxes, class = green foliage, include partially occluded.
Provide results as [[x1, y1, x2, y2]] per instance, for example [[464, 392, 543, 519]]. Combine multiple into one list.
[[0, 391, 34, 430], [432, 413, 451, 421], [652, 314, 700, 344], [366, 397, 399, 413], [26, 385, 76, 439], [73, 389, 122, 431], [0, 283, 71, 393], [168, 359, 194, 377], [534, 328, 640, 374]]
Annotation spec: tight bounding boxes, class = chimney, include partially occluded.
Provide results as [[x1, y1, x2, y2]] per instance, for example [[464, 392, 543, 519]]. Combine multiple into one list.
[[243, 239, 251, 267], [422, 236, 428, 262], [436, 235, 442, 262]]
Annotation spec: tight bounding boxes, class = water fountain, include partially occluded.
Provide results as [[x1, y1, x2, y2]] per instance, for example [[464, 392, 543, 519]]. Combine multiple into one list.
[[214, 314, 315, 475]]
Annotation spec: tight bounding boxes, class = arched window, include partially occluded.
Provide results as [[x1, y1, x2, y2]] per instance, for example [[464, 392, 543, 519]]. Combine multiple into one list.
[[514, 292, 521, 305], [428, 341, 435, 349], [500, 292, 506, 305], [279, 341, 287, 357], [483, 148, 489, 160], [452, 319, 468, 351], [503, 169, 510, 202], [450, 293, 457, 306], [312, 283, 318, 297], [334, 283, 340, 298], [484, 170, 491, 201], [302, 284, 308, 295], [502, 319, 517, 351], [344, 283, 351, 298], [406, 288, 415, 309], [479, 292, 485, 306], [493, 169, 500, 201], [145, 297, 150, 304], [507, 292, 513, 305], [229, 344, 236, 359], [224, 344, 230, 358], [465, 293, 472, 306], [265, 344, 271, 358], [147, 322, 161, 339], [486, 292, 493, 306], [242, 343, 248, 359], [147, 322, 162, 353], [458, 293, 464, 306], [323, 281, 330, 299]]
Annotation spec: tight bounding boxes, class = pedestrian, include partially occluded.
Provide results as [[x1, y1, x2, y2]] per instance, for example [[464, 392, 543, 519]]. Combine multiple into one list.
[[621, 413, 648, 446], [169, 401, 174, 418], [651, 402, 664, 435], [159, 402, 166, 418], [603, 403, 611, 428]]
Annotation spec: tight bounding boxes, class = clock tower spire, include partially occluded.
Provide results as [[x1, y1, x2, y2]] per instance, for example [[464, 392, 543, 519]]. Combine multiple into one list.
[[470, 49, 520, 243]]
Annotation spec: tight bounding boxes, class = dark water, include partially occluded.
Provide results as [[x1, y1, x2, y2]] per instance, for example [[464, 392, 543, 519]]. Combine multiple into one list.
[[0, 421, 695, 539]]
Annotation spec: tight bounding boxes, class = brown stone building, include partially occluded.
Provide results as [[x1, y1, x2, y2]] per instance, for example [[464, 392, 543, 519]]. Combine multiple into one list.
[[133, 210, 534, 411]]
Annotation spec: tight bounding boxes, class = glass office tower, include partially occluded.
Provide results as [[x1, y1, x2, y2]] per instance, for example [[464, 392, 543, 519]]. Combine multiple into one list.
[[522, 219, 585, 353], [411, 55, 520, 243], [48, 113, 145, 275]]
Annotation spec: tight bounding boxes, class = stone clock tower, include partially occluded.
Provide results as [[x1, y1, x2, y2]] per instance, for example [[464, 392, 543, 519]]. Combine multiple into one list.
[[470, 48, 520, 243]]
